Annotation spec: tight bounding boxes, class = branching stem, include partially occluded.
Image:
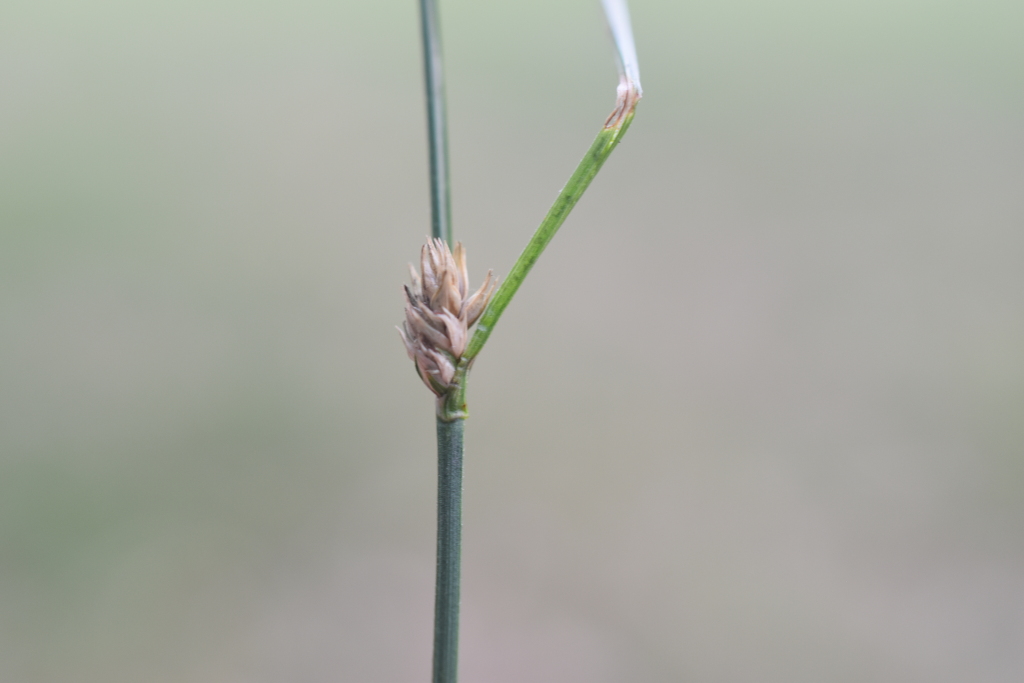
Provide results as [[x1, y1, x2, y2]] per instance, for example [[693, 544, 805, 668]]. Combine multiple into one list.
[[461, 99, 638, 365], [417, 3, 641, 683]]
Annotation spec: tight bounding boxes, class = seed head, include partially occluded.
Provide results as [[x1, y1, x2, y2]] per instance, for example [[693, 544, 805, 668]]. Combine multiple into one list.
[[399, 238, 496, 396]]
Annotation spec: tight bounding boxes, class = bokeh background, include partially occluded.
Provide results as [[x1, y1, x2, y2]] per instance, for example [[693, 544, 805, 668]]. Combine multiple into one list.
[[2, 1, 1023, 681]]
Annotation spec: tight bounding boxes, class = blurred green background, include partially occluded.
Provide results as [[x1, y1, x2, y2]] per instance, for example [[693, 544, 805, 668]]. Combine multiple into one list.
[[2, 0, 1023, 681]]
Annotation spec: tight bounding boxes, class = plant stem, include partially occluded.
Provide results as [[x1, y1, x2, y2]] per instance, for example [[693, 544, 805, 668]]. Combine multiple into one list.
[[420, 2, 461, 681], [433, 416, 464, 683], [418, 0, 452, 245], [462, 108, 637, 361], [418, 6, 640, 682]]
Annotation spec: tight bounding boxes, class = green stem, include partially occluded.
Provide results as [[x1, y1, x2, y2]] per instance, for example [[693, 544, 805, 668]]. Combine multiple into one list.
[[433, 417, 464, 683], [463, 110, 636, 361], [418, 0, 453, 244], [420, 4, 461, 681]]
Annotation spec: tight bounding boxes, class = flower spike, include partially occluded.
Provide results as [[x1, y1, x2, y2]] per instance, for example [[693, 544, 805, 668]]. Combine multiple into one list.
[[399, 238, 496, 397]]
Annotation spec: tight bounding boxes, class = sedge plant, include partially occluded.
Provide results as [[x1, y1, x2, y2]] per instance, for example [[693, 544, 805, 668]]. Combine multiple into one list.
[[403, 2, 642, 681]]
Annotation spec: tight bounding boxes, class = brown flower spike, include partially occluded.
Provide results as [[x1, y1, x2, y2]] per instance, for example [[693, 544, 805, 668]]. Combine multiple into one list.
[[399, 238, 496, 397]]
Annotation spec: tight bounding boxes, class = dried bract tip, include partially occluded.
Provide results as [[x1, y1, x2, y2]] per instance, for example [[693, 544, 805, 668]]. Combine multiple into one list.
[[604, 77, 642, 130], [399, 238, 497, 396]]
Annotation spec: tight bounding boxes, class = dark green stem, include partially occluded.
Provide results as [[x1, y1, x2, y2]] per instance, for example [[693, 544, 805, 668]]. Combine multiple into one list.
[[420, 3, 460, 680], [433, 417, 464, 683], [418, 0, 452, 245]]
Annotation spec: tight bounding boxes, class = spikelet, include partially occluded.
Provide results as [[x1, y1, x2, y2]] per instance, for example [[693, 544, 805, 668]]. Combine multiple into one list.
[[399, 238, 496, 396]]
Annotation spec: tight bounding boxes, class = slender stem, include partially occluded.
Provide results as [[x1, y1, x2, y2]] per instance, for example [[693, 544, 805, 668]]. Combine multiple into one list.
[[458, 0, 642, 362], [463, 108, 637, 361], [418, 0, 453, 245], [420, 2, 461, 679], [433, 417, 464, 683]]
